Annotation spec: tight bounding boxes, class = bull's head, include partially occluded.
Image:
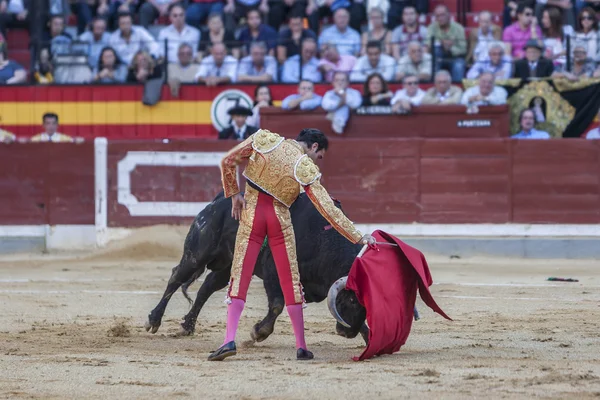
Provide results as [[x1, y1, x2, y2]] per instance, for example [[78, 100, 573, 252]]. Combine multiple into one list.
[[326, 277, 366, 339]]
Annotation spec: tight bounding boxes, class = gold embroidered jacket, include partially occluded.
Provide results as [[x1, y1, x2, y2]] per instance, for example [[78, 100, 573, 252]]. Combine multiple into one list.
[[220, 129, 363, 244]]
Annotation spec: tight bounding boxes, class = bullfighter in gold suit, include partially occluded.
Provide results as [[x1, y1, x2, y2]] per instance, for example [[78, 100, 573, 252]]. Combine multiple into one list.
[[209, 128, 375, 361]]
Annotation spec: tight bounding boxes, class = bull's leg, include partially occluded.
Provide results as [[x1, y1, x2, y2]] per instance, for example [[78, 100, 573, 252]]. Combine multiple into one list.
[[178, 266, 232, 336], [251, 271, 285, 343], [145, 255, 206, 334]]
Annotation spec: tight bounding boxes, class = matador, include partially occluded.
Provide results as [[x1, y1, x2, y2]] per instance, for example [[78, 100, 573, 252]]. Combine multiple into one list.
[[208, 128, 375, 361]]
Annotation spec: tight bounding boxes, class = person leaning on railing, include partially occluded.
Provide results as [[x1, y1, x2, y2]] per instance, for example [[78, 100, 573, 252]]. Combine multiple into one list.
[[93, 46, 127, 82], [421, 69, 463, 105], [391, 73, 426, 113], [281, 79, 323, 111], [460, 72, 508, 109], [361, 72, 393, 106], [321, 70, 362, 134]]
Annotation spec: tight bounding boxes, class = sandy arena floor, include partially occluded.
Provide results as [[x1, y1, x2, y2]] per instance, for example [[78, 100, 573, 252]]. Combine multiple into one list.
[[0, 227, 599, 400]]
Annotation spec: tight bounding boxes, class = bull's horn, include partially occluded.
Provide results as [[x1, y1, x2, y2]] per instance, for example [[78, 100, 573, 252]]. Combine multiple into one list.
[[327, 276, 351, 328]]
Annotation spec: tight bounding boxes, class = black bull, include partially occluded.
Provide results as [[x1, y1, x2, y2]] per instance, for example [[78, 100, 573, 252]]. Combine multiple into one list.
[[145, 191, 370, 343]]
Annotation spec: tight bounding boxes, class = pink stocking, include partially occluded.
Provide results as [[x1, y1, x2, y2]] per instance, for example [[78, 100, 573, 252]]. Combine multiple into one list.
[[287, 304, 308, 350], [223, 298, 245, 345]]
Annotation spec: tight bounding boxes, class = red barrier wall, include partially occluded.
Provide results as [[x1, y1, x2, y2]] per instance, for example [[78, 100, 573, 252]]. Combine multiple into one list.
[[1, 138, 598, 227]]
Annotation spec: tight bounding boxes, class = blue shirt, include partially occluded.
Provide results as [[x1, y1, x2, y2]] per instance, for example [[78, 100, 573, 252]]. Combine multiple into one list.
[[238, 24, 278, 53], [281, 93, 323, 110], [512, 129, 551, 139], [318, 26, 361, 56], [0, 60, 24, 84], [78, 31, 111, 69], [281, 55, 322, 83]]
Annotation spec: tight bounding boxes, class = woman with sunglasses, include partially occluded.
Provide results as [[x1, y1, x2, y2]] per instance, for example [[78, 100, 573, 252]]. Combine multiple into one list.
[[574, 7, 599, 61]]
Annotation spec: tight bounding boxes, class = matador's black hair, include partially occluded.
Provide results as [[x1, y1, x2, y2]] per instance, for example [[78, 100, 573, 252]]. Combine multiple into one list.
[[296, 128, 329, 151]]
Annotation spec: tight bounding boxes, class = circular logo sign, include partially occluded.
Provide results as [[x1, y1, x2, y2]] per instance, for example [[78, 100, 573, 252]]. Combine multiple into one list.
[[210, 89, 254, 131]]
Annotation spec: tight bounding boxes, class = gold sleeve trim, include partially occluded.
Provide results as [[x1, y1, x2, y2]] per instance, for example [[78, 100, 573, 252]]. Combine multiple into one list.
[[305, 180, 363, 244], [220, 135, 255, 197], [293, 155, 322, 185]]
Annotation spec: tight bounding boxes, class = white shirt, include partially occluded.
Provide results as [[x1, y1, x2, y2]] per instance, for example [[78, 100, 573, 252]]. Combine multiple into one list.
[[349, 54, 396, 82], [391, 88, 426, 106], [195, 55, 238, 82], [321, 87, 362, 111], [460, 85, 508, 106], [158, 24, 201, 63], [109, 26, 160, 65]]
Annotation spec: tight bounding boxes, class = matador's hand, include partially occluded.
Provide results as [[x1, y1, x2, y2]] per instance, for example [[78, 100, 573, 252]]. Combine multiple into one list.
[[361, 234, 376, 246], [231, 193, 246, 220]]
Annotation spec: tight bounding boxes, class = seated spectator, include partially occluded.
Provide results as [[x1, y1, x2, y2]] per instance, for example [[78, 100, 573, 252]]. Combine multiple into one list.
[[318, 8, 361, 56], [553, 41, 595, 79], [396, 40, 432, 82], [0, 42, 26, 84], [44, 14, 72, 57], [238, 9, 277, 57], [158, 3, 201, 64], [391, 6, 427, 59], [322, 71, 362, 134], [246, 84, 272, 128], [218, 105, 258, 140], [421, 70, 463, 105], [33, 47, 54, 84], [0, 126, 15, 143], [79, 17, 110, 69], [318, 42, 356, 83], [388, 1, 427, 31], [583, 106, 600, 139], [513, 39, 554, 79], [467, 41, 512, 80], [574, 7, 599, 62], [30, 113, 77, 143], [503, 4, 543, 59], [361, 72, 393, 106], [167, 43, 198, 96], [541, 6, 574, 69], [360, 7, 392, 56], [139, 0, 176, 28], [511, 108, 551, 139], [268, 0, 309, 32], [126, 49, 162, 83], [308, 0, 366, 34], [106, 0, 138, 32], [223, 0, 268, 33], [0, 0, 29, 37], [237, 41, 277, 82], [195, 42, 238, 85], [185, 0, 224, 30], [350, 40, 396, 82], [460, 72, 508, 107], [467, 11, 503, 65], [426, 5, 467, 82], [391, 73, 426, 113], [108, 12, 160, 66], [281, 37, 322, 83], [535, 0, 575, 29], [281, 79, 323, 110], [93, 46, 127, 82], [197, 13, 240, 61], [276, 12, 317, 64]]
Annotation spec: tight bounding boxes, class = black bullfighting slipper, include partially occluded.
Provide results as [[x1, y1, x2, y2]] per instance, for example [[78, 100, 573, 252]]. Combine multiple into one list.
[[296, 348, 314, 360], [208, 341, 237, 361]]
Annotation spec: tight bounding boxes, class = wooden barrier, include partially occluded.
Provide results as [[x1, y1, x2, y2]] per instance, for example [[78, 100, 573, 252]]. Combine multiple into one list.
[[260, 106, 510, 138], [1, 138, 598, 227]]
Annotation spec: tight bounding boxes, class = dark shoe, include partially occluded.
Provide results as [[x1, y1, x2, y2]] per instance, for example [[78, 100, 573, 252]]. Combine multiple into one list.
[[297, 348, 314, 360], [208, 341, 237, 361]]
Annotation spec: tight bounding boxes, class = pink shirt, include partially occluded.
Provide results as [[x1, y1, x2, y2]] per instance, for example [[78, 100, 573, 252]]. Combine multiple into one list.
[[318, 55, 357, 82], [502, 22, 543, 59]]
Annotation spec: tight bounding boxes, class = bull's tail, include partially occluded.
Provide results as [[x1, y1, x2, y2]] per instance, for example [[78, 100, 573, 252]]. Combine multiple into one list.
[[181, 269, 204, 305]]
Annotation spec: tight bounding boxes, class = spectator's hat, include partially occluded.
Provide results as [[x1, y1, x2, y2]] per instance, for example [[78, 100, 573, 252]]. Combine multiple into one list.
[[523, 39, 544, 51], [227, 106, 253, 117]]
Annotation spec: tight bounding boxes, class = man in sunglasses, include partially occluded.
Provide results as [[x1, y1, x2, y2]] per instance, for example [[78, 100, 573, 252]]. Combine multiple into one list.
[[502, 4, 543, 59]]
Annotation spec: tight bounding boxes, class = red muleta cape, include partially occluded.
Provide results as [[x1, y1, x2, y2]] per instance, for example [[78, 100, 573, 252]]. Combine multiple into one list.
[[346, 230, 452, 361]]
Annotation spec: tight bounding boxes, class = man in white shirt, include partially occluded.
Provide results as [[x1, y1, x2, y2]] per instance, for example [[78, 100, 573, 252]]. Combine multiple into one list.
[[237, 41, 278, 83], [349, 40, 396, 82], [460, 72, 508, 107], [195, 42, 238, 85], [281, 80, 323, 110], [322, 71, 362, 134], [391, 74, 426, 113], [108, 12, 160, 65], [157, 3, 201, 63]]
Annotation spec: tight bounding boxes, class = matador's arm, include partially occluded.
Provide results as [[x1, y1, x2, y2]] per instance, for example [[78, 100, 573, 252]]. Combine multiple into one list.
[[294, 155, 363, 244], [220, 134, 255, 197]]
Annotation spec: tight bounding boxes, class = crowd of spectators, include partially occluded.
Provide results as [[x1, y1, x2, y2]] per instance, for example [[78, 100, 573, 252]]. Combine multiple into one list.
[[1, 0, 600, 86]]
